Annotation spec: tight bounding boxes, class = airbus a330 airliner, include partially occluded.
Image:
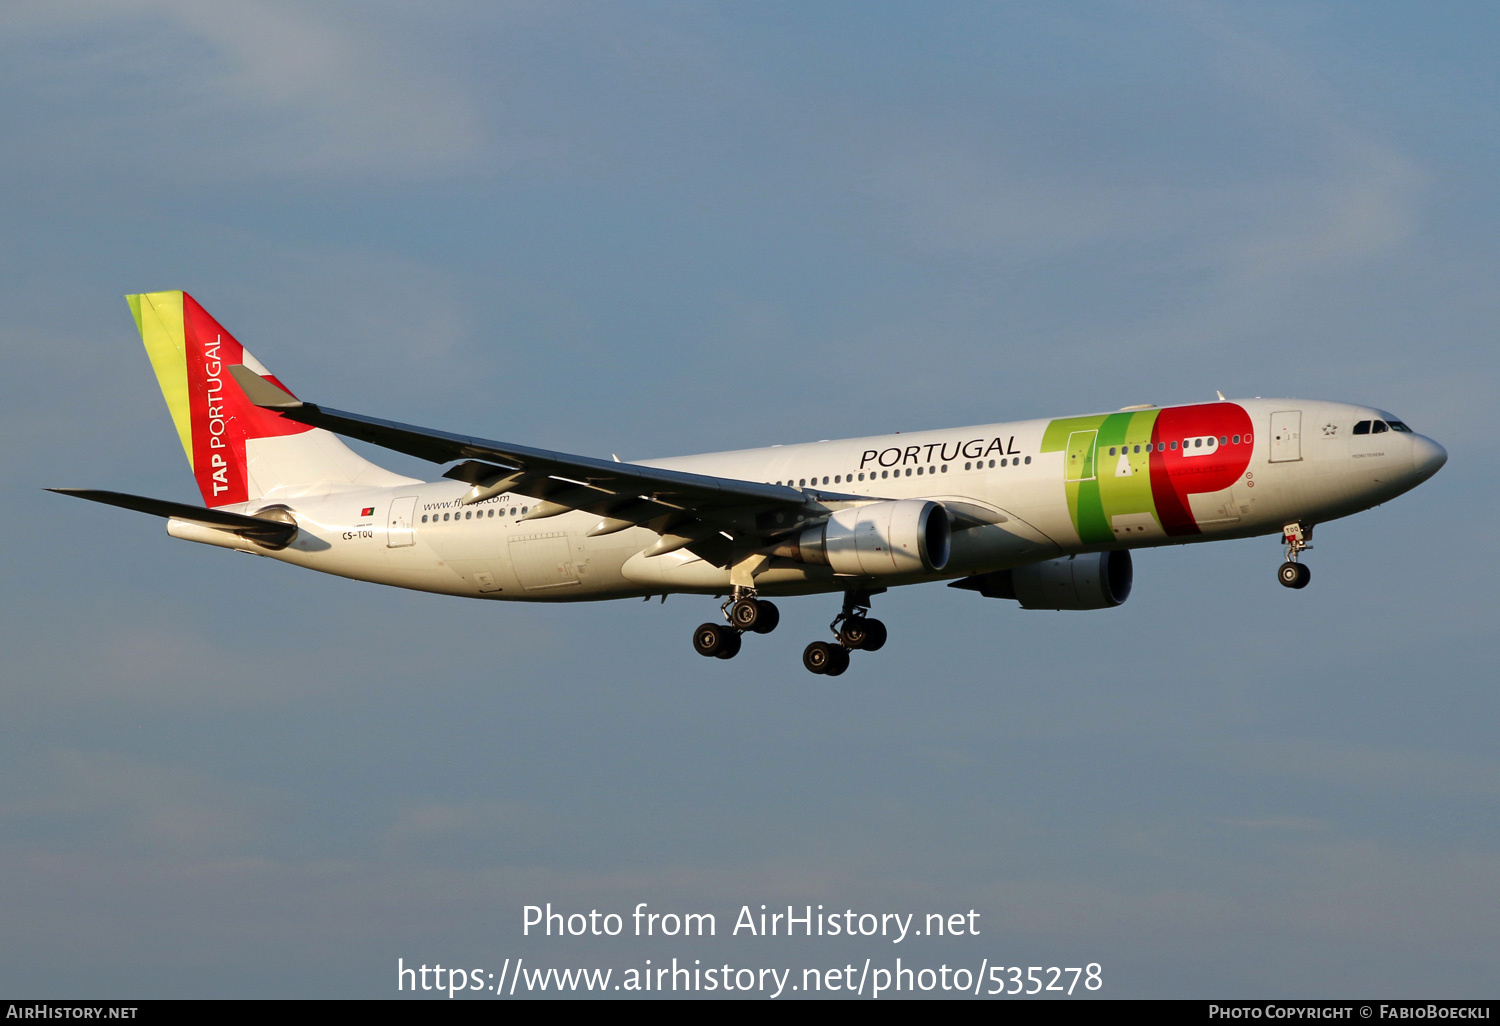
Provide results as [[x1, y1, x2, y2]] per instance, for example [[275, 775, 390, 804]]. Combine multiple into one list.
[[55, 292, 1448, 675]]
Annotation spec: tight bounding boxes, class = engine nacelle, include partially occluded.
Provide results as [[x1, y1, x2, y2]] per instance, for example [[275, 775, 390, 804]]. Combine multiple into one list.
[[781, 499, 950, 576], [951, 551, 1132, 610]]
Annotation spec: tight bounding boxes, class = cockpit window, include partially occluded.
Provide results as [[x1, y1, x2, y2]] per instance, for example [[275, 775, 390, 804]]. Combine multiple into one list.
[[1387, 420, 1412, 432], [1353, 420, 1371, 434], [1372, 420, 1389, 434]]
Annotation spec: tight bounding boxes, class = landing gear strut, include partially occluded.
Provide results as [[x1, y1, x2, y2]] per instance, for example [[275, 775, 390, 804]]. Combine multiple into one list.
[[1278, 522, 1312, 589], [691, 587, 779, 660], [803, 589, 887, 676]]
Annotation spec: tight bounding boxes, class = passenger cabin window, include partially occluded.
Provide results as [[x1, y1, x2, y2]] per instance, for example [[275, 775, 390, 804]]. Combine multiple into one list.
[[1353, 420, 1371, 434]]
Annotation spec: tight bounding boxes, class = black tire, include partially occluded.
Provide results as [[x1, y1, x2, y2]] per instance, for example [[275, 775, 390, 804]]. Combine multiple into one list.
[[1293, 563, 1311, 589], [803, 641, 836, 674], [693, 622, 729, 657], [839, 617, 871, 649], [750, 600, 780, 635], [860, 618, 888, 652], [824, 646, 851, 677], [730, 597, 762, 631], [715, 629, 743, 659], [1278, 562, 1306, 589]]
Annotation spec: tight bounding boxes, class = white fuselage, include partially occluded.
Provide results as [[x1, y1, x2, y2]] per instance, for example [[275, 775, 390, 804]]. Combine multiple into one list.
[[183, 398, 1445, 602]]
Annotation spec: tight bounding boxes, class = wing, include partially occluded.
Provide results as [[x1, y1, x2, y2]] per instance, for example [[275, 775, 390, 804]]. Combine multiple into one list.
[[230, 365, 828, 565]]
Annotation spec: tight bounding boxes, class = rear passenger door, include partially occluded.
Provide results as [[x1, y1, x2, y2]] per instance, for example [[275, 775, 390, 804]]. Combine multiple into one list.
[[387, 495, 418, 547]]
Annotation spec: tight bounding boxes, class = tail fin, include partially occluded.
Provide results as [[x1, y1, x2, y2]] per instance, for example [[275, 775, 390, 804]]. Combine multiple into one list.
[[128, 291, 416, 507]]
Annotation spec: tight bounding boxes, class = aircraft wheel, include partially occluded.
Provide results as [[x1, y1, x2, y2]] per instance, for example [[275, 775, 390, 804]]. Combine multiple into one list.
[[1278, 562, 1310, 589], [860, 618, 887, 652], [731, 597, 766, 632], [694, 622, 733, 657], [803, 641, 838, 675], [749, 600, 780, 635], [839, 617, 871, 649], [715, 629, 743, 659], [823, 646, 851, 677]]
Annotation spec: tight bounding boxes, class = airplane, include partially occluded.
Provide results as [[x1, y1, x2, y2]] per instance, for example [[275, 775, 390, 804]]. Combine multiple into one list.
[[53, 291, 1449, 676]]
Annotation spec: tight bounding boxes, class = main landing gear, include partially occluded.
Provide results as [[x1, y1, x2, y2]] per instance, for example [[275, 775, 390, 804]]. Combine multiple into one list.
[[1278, 522, 1313, 590], [803, 590, 887, 677], [691, 588, 780, 660]]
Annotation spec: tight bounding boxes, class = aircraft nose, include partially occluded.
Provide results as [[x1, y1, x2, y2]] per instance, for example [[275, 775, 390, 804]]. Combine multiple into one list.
[[1411, 434, 1448, 482]]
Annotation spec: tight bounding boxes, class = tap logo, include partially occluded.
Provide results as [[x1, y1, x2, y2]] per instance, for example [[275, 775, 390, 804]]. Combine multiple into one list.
[[1042, 403, 1255, 542]]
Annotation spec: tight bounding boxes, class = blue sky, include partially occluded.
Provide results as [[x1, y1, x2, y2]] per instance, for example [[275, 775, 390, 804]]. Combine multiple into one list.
[[1, 1, 1496, 998]]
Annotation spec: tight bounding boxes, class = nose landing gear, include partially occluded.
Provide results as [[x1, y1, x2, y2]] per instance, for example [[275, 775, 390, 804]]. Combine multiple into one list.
[[691, 587, 780, 660], [1278, 522, 1313, 589]]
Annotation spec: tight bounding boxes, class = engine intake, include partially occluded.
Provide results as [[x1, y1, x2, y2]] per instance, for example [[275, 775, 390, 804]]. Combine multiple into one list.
[[778, 499, 950, 576], [949, 551, 1132, 610]]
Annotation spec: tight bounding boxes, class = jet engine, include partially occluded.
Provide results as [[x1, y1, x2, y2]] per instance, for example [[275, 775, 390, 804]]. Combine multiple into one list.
[[949, 551, 1132, 610], [776, 499, 950, 576]]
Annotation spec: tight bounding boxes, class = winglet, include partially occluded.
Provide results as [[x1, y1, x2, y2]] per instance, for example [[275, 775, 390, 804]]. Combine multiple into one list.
[[229, 364, 302, 408]]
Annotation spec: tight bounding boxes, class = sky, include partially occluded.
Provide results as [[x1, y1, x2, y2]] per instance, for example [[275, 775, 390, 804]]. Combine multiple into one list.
[[1, 0, 1497, 999]]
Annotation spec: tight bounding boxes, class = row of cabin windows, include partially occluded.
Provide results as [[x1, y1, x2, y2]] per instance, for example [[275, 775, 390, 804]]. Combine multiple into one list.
[[362, 420, 1411, 530], [771, 457, 1032, 488], [421, 506, 529, 524], [1353, 419, 1411, 435], [1106, 433, 1250, 456]]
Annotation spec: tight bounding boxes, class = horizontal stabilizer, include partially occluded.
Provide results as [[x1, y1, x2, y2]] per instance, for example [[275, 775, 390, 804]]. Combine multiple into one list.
[[48, 488, 297, 546], [228, 364, 300, 408]]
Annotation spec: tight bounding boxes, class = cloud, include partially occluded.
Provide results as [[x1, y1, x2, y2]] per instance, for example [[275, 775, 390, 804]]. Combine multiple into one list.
[[858, 3, 1425, 348], [0, 749, 286, 857], [0, 0, 487, 178], [1220, 738, 1500, 801]]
